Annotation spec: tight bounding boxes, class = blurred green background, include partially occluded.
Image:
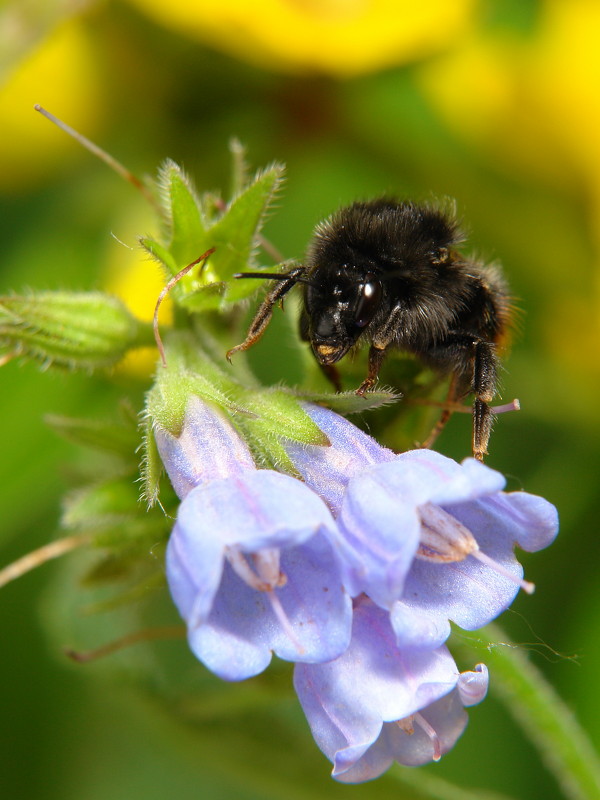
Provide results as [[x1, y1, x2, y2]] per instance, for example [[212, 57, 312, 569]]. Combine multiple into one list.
[[1, 1, 599, 798]]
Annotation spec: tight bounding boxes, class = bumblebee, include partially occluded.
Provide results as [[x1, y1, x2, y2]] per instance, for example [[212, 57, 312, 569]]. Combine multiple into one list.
[[228, 199, 513, 460]]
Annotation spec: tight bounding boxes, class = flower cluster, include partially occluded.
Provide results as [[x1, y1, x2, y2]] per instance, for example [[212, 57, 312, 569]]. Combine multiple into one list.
[[155, 395, 558, 782]]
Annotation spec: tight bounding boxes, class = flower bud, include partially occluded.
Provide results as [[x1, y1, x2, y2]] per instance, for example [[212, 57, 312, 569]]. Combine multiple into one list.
[[0, 291, 142, 369]]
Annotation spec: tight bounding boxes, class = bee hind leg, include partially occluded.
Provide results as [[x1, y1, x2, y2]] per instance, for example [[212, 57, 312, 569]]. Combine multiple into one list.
[[419, 334, 499, 461]]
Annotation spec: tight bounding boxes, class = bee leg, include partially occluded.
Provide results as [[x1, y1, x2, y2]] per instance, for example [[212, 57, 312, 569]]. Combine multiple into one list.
[[470, 339, 498, 461], [356, 344, 388, 395], [422, 334, 499, 461], [226, 266, 306, 361], [420, 374, 460, 449], [320, 363, 343, 393]]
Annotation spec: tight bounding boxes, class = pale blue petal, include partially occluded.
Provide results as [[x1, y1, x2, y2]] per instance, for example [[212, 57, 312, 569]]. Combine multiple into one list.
[[398, 491, 557, 631], [389, 601, 451, 650], [333, 665, 488, 781], [477, 491, 559, 552], [166, 502, 225, 627], [173, 471, 338, 552], [188, 534, 352, 680], [457, 663, 489, 706], [336, 472, 421, 606], [283, 404, 394, 512], [401, 543, 523, 632], [369, 450, 506, 508], [294, 600, 458, 778]]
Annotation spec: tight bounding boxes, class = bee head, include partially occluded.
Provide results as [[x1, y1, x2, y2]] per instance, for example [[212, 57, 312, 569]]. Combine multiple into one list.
[[304, 268, 383, 364]]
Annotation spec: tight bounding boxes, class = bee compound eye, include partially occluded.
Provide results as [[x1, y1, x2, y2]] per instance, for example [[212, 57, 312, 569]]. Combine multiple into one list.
[[354, 279, 382, 328]]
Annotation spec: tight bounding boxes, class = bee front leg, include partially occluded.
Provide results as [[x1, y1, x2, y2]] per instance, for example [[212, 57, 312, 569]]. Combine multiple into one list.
[[356, 344, 388, 395], [226, 266, 306, 361]]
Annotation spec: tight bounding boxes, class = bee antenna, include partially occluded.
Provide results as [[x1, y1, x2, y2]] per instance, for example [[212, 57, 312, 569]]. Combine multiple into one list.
[[233, 271, 318, 289]]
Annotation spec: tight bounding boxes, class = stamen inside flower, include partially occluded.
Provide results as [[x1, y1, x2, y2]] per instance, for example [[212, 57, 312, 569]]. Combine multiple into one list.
[[225, 547, 304, 654], [226, 547, 274, 592], [417, 503, 534, 594], [413, 712, 442, 761], [252, 549, 287, 588], [396, 713, 441, 761]]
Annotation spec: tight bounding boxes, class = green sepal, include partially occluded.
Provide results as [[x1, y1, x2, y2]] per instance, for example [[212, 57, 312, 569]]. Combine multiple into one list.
[[228, 138, 250, 199], [238, 388, 329, 447], [231, 387, 330, 475], [140, 412, 164, 509], [139, 235, 178, 275], [157, 159, 208, 267], [0, 291, 144, 369], [214, 164, 285, 302], [142, 335, 255, 504], [142, 331, 335, 502], [145, 159, 284, 314], [289, 388, 402, 415], [147, 364, 254, 438]]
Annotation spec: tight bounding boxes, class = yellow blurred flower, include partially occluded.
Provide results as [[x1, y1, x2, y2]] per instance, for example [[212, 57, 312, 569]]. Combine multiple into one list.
[[126, 0, 476, 76], [418, 0, 600, 190], [418, 0, 600, 381], [0, 17, 104, 191], [103, 210, 173, 378]]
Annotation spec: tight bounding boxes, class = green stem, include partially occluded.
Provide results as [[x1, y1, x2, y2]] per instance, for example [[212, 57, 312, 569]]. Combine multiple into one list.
[[454, 624, 600, 800]]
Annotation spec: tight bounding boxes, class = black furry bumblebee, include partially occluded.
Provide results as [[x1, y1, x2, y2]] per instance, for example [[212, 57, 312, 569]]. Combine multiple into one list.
[[228, 199, 513, 461]]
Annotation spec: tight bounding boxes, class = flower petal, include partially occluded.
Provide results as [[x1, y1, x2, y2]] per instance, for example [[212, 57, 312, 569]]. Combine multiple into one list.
[[389, 600, 451, 650], [372, 450, 506, 508], [336, 470, 421, 607], [333, 664, 489, 781], [400, 490, 558, 632], [173, 470, 339, 552], [166, 499, 225, 627], [457, 663, 489, 706], [283, 403, 394, 512], [294, 599, 459, 778], [187, 533, 352, 680], [477, 491, 559, 552]]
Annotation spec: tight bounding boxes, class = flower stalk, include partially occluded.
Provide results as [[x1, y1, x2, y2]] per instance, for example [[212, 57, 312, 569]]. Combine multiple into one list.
[[455, 624, 600, 800]]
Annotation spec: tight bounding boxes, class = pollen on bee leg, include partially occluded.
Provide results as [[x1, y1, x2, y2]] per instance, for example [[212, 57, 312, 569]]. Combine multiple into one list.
[[417, 503, 535, 594]]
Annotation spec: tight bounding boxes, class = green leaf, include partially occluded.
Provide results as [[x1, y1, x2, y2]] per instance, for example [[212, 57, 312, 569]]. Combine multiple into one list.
[[62, 478, 142, 530]]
